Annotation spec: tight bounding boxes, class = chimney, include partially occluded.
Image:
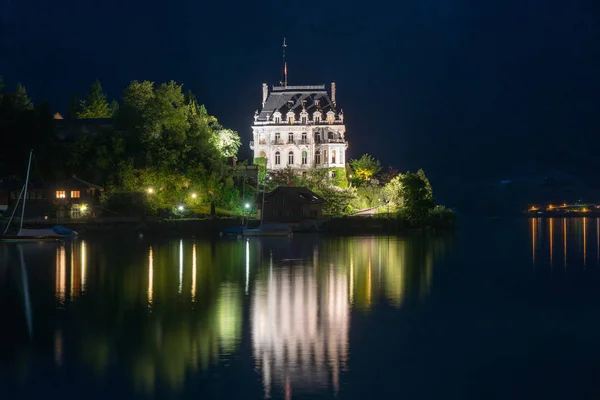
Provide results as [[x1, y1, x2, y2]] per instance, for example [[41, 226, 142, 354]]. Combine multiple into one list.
[[262, 83, 268, 107], [331, 82, 336, 106]]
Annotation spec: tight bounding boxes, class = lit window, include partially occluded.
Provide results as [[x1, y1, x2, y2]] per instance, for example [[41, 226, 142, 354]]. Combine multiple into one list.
[[56, 190, 66, 199], [302, 151, 308, 165], [275, 151, 281, 165], [332, 150, 336, 164], [259, 151, 266, 158], [324, 149, 328, 163], [71, 190, 80, 198], [288, 151, 294, 165]]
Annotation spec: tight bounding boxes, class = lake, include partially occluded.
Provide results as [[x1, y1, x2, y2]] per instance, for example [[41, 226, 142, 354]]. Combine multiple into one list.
[[2, 218, 600, 399]]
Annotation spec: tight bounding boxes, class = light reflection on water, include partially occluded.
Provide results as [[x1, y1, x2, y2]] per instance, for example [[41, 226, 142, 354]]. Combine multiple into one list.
[[0, 234, 451, 398], [530, 217, 600, 270]]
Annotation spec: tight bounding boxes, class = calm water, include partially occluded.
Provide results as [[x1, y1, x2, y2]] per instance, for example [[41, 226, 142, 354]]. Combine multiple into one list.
[[2, 218, 600, 399]]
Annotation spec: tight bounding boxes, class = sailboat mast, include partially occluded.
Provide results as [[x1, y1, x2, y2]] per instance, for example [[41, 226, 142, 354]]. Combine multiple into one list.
[[19, 150, 33, 231]]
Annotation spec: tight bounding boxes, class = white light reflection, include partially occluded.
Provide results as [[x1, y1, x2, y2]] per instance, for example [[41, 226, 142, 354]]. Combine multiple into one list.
[[252, 263, 349, 398], [245, 240, 250, 295], [179, 239, 183, 294]]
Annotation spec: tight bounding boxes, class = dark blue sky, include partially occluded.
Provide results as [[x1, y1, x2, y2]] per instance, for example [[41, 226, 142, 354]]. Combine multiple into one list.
[[2, 0, 600, 197]]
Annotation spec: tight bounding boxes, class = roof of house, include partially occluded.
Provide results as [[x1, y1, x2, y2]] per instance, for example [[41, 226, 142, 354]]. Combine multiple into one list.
[[0, 176, 104, 191], [258, 186, 325, 204], [256, 85, 336, 122]]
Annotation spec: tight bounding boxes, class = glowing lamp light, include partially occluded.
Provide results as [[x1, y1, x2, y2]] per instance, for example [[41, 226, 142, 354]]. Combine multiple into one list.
[[529, 206, 538, 212], [191, 193, 197, 199], [583, 208, 589, 212], [147, 187, 154, 194], [80, 204, 88, 212], [178, 205, 184, 212], [244, 203, 250, 209]]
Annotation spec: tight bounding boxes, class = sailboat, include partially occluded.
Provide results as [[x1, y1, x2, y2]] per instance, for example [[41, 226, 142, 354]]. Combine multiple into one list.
[[1, 150, 78, 242]]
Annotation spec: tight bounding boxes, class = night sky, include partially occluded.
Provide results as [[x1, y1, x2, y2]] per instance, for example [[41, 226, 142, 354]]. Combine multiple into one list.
[[2, 0, 600, 202]]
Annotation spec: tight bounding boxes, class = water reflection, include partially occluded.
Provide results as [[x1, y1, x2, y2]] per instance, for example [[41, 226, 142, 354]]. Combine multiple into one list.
[[530, 218, 600, 270], [2, 234, 450, 398]]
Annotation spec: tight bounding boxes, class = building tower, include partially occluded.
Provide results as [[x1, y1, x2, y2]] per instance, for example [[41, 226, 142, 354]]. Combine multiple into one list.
[[250, 42, 348, 173]]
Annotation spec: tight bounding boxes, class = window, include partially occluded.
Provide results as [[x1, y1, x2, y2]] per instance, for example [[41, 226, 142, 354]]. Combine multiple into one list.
[[302, 132, 307, 143], [302, 151, 308, 165], [331, 171, 336, 179], [274, 116, 280, 124], [288, 117, 294, 124], [332, 150, 336, 164], [56, 190, 66, 199], [315, 115, 321, 124], [275, 151, 281, 165], [275, 132, 281, 144], [288, 132, 294, 143], [324, 149, 328, 163], [315, 131, 321, 143], [315, 150, 321, 165], [302, 116, 307, 124], [288, 151, 294, 165], [259, 151, 266, 158], [71, 190, 80, 198]]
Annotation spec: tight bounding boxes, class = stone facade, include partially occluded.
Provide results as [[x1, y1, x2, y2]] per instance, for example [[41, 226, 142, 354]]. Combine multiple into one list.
[[250, 83, 348, 173]]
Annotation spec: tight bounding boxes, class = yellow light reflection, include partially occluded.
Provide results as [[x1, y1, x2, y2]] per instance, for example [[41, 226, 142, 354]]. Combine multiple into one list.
[[148, 247, 154, 308], [191, 243, 197, 301], [54, 330, 63, 367], [81, 240, 87, 294], [179, 240, 183, 294], [549, 218, 554, 267], [531, 218, 536, 265], [563, 218, 567, 269], [584, 217, 587, 266], [55, 245, 66, 305]]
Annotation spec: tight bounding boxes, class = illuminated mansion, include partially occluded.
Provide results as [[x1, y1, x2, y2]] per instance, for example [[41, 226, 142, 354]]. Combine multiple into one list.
[[250, 83, 348, 171]]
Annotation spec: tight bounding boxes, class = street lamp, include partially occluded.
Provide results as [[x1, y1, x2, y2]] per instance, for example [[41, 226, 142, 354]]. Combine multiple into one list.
[[178, 205, 184, 212], [147, 187, 154, 194], [244, 203, 250, 209]]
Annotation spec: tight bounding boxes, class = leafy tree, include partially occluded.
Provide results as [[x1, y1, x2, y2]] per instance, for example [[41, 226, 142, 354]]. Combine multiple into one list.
[[12, 83, 33, 111], [212, 128, 241, 158], [110, 99, 119, 117], [382, 173, 404, 209], [350, 154, 382, 184], [78, 80, 111, 119], [399, 171, 436, 223], [416, 168, 433, 201], [317, 186, 357, 216]]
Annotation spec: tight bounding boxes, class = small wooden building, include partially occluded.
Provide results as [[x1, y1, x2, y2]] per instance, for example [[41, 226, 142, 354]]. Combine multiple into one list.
[[257, 186, 324, 223]]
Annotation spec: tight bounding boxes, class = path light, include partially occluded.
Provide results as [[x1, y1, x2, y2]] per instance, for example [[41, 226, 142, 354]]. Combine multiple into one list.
[[178, 205, 184, 212], [191, 192, 197, 199], [147, 187, 154, 194], [245, 203, 250, 209]]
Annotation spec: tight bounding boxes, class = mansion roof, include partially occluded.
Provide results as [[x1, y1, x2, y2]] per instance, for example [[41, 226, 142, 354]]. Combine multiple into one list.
[[257, 85, 336, 122]]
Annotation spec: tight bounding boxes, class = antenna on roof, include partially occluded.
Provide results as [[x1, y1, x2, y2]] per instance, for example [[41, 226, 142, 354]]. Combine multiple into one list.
[[280, 38, 288, 87]]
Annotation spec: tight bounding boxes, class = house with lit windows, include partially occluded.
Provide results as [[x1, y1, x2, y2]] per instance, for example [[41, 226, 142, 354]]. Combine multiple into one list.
[[0, 176, 103, 219], [250, 82, 348, 176]]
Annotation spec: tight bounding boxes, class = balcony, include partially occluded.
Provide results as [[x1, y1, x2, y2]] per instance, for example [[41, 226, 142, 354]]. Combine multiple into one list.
[[271, 140, 284, 145]]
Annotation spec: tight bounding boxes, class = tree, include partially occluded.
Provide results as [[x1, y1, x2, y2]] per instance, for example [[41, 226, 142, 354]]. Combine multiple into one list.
[[78, 80, 111, 119], [212, 128, 241, 158], [350, 154, 382, 184], [110, 99, 119, 117], [12, 83, 33, 111], [399, 171, 435, 223], [416, 168, 433, 201], [382, 173, 404, 209]]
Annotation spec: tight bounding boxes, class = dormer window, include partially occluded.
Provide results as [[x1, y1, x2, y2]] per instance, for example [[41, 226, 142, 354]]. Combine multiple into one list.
[[273, 111, 282, 124], [326, 111, 335, 124], [286, 111, 295, 124], [300, 109, 308, 124], [313, 112, 322, 124]]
